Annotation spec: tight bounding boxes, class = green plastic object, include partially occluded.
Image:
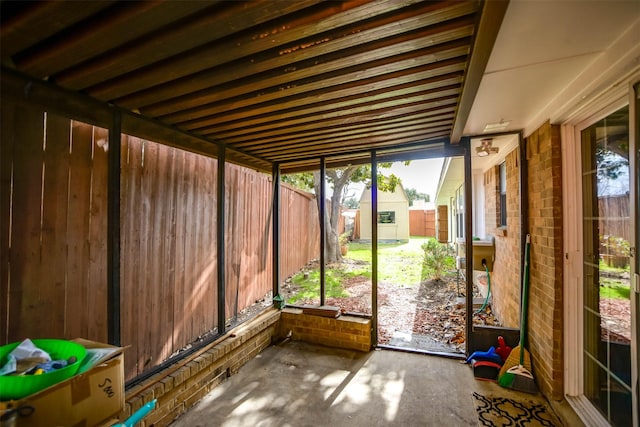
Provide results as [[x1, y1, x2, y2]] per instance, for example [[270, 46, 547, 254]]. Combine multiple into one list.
[[0, 339, 87, 401]]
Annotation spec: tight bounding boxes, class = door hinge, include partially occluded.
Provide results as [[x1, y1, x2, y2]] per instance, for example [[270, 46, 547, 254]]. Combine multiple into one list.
[[635, 273, 640, 294]]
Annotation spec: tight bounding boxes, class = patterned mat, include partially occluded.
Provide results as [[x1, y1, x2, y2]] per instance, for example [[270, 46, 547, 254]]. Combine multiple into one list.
[[472, 392, 560, 427]]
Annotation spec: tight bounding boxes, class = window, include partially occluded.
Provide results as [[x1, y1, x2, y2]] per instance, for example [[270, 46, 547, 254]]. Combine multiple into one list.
[[499, 162, 507, 227], [377, 211, 395, 224], [455, 185, 464, 238]]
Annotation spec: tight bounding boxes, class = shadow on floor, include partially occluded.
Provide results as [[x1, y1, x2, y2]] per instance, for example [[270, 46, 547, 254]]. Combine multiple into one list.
[[170, 341, 580, 427]]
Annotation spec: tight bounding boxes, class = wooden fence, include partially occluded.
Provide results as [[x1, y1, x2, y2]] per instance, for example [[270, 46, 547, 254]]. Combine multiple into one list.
[[1, 110, 320, 380], [409, 209, 436, 237], [598, 195, 631, 242]]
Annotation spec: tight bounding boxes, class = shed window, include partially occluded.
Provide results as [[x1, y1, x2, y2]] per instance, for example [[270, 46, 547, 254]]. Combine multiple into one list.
[[377, 211, 395, 224]]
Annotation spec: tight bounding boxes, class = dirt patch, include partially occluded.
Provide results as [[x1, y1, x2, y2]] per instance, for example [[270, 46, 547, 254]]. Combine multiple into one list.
[[283, 259, 500, 353], [601, 297, 631, 344]]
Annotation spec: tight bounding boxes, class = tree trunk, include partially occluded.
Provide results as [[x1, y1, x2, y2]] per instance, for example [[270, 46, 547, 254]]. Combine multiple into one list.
[[313, 167, 357, 264]]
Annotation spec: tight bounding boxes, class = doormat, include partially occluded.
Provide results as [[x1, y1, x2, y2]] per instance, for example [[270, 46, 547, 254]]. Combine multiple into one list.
[[471, 392, 560, 427]]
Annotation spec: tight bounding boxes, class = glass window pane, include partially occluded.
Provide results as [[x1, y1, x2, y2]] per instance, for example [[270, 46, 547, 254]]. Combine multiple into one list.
[[581, 105, 631, 426]]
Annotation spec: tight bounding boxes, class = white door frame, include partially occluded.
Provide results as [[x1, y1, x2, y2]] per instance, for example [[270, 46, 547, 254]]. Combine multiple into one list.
[[562, 75, 639, 426]]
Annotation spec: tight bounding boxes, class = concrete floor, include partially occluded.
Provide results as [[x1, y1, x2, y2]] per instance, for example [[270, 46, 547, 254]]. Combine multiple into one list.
[[170, 340, 583, 427]]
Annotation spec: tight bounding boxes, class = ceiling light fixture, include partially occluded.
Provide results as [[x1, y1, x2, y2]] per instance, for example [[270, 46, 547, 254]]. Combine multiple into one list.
[[476, 138, 499, 157], [483, 120, 511, 133]]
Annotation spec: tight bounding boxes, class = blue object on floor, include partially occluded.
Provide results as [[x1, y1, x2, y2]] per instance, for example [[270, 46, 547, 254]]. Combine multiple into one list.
[[112, 399, 157, 427], [465, 346, 503, 365]]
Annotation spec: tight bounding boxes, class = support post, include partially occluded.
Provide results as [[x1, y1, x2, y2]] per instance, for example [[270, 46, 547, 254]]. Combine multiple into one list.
[[462, 137, 473, 354], [107, 110, 121, 346], [319, 158, 326, 306], [272, 163, 281, 305], [217, 147, 226, 334], [371, 151, 378, 347]]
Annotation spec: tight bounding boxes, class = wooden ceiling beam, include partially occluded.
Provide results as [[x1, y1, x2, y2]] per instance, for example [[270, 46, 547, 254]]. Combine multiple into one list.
[[203, 98, 458, 142], [172, 70, 463, 129], [268, 130, 451, 161], [181, 76, 462, 133], [14, 2, 214, 78], [161, 56, 466, 125], [53, 0, 321, 91], [249, 120, 453, 157], [87, 0, 408, 101], [133, 28, 473, 115], [0, 1, 115, 58], [227, 112, 455, 149], [201, 91, 460, 138]]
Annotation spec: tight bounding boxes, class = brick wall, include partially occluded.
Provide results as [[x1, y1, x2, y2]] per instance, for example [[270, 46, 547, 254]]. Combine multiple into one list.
[[525, 121, 564, 400], [482, 149, 522, 327], [279, 308, 372, 352]]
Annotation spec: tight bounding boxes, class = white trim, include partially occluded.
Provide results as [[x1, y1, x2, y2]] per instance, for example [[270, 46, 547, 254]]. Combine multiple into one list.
[[561, 122, 583, 397], [562, 77, 640, 426], [628, 79, 639, 427], [566, 396, 613, 427]]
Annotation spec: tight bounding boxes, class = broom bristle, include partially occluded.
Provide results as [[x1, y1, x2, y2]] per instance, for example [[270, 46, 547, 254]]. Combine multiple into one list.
[[498, 346, 531, 377], [508, 366, 538, 394], [498, 346, 537, 392]]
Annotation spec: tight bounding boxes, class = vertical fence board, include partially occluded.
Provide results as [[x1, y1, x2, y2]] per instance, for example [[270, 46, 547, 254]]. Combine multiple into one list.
[[224, 165, 237, 319], [7, 105, 44, 341], [141, 141, 159, 372], [147, 144, 171, 363], [87, 126, 109, 342], [202, 156, 217, 331], [193, 154, 207, 333], [65, 122, 93, 339], [162, 148, 177, 360], [172, 150, 187, 353], [182, 151, 197, 344], [121, 136, 135, 378], [40, 113, 70, 338]]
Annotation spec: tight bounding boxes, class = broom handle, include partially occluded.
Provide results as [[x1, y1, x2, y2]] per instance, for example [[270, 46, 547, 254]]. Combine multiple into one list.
[[519, 234, 531, 366]]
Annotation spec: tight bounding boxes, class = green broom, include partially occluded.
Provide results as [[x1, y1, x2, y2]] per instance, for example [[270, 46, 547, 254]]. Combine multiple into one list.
[[498, 234, 538, 393]]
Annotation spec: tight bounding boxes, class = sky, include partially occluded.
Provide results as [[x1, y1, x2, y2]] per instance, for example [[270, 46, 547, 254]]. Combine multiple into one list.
[[343, 157, 445, 202]]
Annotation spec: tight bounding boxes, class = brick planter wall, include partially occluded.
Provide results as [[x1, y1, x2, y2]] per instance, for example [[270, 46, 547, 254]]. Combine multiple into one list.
[[118, 307, 372, 426], [121, 308, 281, 426], [525, 121, 564, 400], [279, 308, 372, 352]]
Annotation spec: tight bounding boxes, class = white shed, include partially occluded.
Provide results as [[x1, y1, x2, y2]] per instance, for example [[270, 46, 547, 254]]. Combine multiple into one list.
[[358, 183, 410, 242]]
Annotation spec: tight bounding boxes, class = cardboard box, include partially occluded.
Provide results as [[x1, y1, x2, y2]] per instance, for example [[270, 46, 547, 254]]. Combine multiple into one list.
[[0, 339, 124, 427]]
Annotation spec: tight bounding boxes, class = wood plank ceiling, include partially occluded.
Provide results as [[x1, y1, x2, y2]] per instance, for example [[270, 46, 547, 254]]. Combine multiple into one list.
[[1, 0, 503, 174]]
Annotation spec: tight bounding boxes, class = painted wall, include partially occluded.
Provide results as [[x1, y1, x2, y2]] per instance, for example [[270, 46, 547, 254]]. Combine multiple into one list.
[[359, 184, 410, 241]]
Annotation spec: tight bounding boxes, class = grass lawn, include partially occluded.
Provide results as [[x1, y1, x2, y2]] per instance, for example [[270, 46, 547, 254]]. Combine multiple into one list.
[[348, 237, 431, 287], [598, 259, 631, 300], [287, 237, 449, 303]]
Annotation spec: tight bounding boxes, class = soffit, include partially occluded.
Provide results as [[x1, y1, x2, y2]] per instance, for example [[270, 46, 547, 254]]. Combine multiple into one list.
[[464, 0, 640, 137]]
